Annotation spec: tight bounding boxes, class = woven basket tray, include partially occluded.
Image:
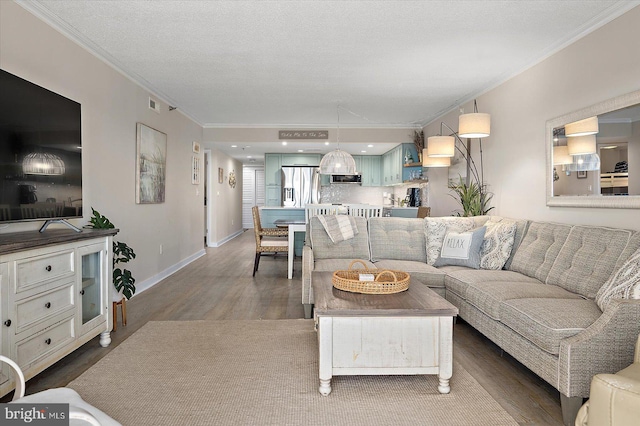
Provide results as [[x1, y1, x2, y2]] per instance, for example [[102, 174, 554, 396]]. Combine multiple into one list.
[[332, 260, 410, 294]]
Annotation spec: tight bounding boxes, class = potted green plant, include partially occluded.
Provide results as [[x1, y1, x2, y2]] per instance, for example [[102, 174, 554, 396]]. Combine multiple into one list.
[[88, 208, 137, 300], [449, 177, 494, 217]]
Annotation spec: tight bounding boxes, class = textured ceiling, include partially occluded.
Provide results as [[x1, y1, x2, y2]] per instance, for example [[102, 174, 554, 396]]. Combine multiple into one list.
[[21, 0, 639, 129]]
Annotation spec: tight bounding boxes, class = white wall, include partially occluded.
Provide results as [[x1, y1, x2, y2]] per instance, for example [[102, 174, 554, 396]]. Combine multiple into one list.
[[205, 147, 243, 245], [0, 1, 205, 292], [424, 5, 640, 230]]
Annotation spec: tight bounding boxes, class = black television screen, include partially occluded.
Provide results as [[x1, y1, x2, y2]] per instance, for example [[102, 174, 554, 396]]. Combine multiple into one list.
[[0, 69, 82, 223]]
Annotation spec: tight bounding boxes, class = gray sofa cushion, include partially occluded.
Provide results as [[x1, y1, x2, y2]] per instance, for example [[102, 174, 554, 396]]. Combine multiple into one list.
[[369, 217, 426, 262], [546, 225, 634, 299], [508, 222, 572, 283], [445, 269, 541, 300], [373, 259, 446, 288], [464, 280, 582, 320], [309, 216, 370, 260], [500, 298, 602, 355]]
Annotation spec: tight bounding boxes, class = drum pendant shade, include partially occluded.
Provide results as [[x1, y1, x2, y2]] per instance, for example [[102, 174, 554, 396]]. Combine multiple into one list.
[[426, 136, 455, 157], [459, 113, 491, 138]]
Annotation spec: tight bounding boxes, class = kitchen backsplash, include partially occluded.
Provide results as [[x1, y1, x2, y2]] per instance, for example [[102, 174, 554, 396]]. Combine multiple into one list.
[[320, 183, 429, 206]]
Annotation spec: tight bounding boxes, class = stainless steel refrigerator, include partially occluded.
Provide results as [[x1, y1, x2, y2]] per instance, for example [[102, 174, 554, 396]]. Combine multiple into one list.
[[281, 166, 320, 207]]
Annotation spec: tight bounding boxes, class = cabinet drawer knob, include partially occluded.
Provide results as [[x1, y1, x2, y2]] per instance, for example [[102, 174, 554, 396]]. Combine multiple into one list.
[[45, 302, 51, 309], [45, 265, 52, 272], [3, 319, 10, 327], [80, 289, 85, 295], [45, 338, 52, 345]]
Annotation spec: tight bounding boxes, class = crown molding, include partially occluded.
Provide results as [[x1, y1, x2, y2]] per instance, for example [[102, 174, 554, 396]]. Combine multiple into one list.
[[202, 123, 417, 129], [15, 0, 203, 127]]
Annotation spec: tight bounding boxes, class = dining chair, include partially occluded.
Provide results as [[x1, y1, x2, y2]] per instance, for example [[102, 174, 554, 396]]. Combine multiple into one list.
[[304, 204, 341, 223], [1, 355, 120, 425], [0, 204, 11, 221], [251, 206, 288, 276], [347, 204, 384, 218]]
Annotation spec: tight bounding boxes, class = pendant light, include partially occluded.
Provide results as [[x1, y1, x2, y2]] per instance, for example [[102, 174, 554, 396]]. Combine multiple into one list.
[[22, 152, 66, 175], [565, 153, 601, 172], [565, 116, 599, 137], [319, 106, 357, 175]]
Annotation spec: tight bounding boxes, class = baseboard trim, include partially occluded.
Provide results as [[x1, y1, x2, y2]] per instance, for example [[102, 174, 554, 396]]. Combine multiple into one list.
[[208, 229, 244, 247], [133, 249, 206, 296]]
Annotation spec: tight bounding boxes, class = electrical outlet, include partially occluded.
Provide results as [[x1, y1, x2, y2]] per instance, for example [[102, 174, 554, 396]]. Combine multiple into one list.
[[159, 244, 163, 254]]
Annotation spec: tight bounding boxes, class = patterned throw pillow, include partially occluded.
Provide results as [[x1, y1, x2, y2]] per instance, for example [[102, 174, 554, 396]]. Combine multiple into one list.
[[424, 217, 477, 265], [433, 227, 487, 269], [595, 246, 640, 311], [480, 220, 517, 270]]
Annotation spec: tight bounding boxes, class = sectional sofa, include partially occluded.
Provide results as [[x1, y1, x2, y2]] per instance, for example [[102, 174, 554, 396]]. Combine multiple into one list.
[[301, 215, 640, 425]]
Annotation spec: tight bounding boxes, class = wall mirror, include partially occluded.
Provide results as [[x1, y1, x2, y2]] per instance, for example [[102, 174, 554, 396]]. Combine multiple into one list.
[[546, 89, 640, 208]]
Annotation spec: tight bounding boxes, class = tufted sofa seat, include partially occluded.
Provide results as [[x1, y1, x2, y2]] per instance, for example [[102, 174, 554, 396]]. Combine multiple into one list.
[[301, 215, 640, 425]]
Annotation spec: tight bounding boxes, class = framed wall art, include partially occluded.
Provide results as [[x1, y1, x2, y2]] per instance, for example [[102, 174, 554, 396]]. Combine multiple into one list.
[[218, 167, 224, 184], [192, 141, 201, 154], [192, 156, 200, 185], [136, 123, 167, 204], [577, 171, 587, 179]]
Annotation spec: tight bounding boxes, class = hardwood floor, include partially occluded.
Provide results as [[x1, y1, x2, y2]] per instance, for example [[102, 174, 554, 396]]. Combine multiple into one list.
[[4, 230, 564, 424]]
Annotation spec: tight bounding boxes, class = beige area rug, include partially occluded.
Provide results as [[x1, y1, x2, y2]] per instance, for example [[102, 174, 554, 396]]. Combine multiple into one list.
[[69, 320, 517, 426]]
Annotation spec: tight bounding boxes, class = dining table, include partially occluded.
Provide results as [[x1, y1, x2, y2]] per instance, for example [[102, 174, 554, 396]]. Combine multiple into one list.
[[274, 218, 306, 279]]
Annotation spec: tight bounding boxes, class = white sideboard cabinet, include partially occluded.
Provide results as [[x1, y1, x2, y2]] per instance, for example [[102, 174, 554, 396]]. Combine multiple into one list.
[[0, 228, 117, 397]]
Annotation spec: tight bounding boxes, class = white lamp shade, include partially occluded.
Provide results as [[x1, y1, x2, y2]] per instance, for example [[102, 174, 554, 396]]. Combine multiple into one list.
[[422, 149, 451, 167], [567, 135, 597, 155], [553, 146, 572, 165], [426, 136, 455, 157], [459, 113, 490, 138], [319, 149, 357, 175], [564, 116, 599, 137]]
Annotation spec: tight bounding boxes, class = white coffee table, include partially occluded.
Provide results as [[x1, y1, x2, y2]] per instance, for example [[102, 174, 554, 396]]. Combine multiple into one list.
[[312, 271, 458, 396]]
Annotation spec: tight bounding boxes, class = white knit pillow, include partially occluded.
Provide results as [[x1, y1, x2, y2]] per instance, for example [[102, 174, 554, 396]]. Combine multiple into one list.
[[480, 220, 517, 270], [596, 246, 640, 311]]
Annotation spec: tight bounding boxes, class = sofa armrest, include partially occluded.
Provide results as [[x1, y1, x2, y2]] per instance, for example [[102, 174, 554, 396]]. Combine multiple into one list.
[[302, 245, 314, 318], [558, 299, 640, 398]]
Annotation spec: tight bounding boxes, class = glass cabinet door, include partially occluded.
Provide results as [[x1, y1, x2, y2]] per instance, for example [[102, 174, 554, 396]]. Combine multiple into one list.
[[81, 251, 101, 325], [78, 242, 108, 335]]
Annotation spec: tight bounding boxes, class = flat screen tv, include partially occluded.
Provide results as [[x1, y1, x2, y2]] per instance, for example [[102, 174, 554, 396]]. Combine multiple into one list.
[[0, 69, 82, 230]]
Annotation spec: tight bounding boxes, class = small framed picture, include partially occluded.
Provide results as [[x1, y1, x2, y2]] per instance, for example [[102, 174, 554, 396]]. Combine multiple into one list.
[[192, 141, 201, 154], [577, 171, 587, 179], [218, 167, 224, 184], [192, 156, 200, 185]]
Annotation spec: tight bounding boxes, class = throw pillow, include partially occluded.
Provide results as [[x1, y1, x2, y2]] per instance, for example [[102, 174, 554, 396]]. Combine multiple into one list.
[[595, 246, 640, 311], [480, 220, 517, 270], [434, 226, 487, 269], [424, 217, 477, 265], [317, 215, 358, 244]]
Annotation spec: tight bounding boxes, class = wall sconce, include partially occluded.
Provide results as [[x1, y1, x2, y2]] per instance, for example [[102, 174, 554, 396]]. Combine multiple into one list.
[[553, 146, 573, 165]]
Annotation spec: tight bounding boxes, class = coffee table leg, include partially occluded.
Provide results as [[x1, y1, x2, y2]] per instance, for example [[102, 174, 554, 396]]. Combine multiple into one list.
[[438, 316, 454, 394], [318, 316, 333, 396]]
